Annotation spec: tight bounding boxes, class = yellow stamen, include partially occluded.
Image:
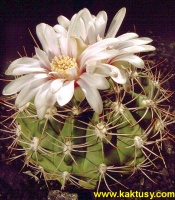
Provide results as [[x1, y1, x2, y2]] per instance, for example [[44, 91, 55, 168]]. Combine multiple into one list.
[[50, 55, 78, 78]]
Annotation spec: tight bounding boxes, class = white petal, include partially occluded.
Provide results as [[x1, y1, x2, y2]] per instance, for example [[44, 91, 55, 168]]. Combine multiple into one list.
[[68, 9, 86, 37], [80, 73, 110, 90], [118, 45, 156, 54], [45, 90, 57, 107], [66, 67, 78, 80], [116, 33, 138, 42], [68, 37, 78, 58], [86, 64, 96, 75], [15, 78, 47, 108], [2, 74, 33, 95], [95, 11, 107, 38], [80, 8, 92, 26], [115, 37, 153, 50], [80, 37, 121, 64], [34, 80, 56, 119], [72, 8, 92, 40], [37, 106, 47, 120], [111, 68, 127, 84], [79, 37, 123, 68], [80, 47, 119, 70], [49, 79, 65, 93], [106, 7, 126, 38], [77, 79, 103, 114], [54, 24, 68, 37], [2, 74, 48, 95], [112, 54, 145, 68], [90, 64, 111, 77], [12, 67, 47, 75], [34, 81, 51, 109], [96, 64, 127, 84], [34, 81, 57, 111], [36, 23, 60, 56], [87, 22, 96, 44], [5, 57, 45, 75], [56, 80, 75, 106], [57, 15, 70, 29], [59, 37, 68, 55], [74, 17, 87, 41], [35, 47, 51, 69]]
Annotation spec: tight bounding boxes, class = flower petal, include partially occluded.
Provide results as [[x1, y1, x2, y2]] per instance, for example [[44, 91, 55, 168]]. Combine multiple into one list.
[[36, 106, 47, 120], [95, 64, 127, 84], [112, 54, 145, 68], [67, 37, 78, 58], [2, 74, 48, 95], [71, 8, 92, 40], [68, 9, 86, 37], [80, 47, 119, 70], [2, 74, 33, 95], [36, 23, 60, 57], [80, 38, 121, 64], [5, 57, 46, 75], [115, 37, 153, 50], [34, 80, 52, 109], [35, 47, 51, 69], [118, 45, 156, 55], [57, 15, 70, 29], [66, 67, 78, 80], [77, 79, 103, 114], [106, 7, 126, 38], [49, 79, 65, 93], [54, 24, 68, 37], [34, 81, 58, 116], [80, 73, 110, 90], [95, 11, 107, 38], [87, 22, 96, 44], [15, 78, 47, 108], [110, 68, 127, 84], [74, 16, 87, 41], [59, 37, 68, 55], [116, 33, 138, 42], [56, 80, 75, 106]]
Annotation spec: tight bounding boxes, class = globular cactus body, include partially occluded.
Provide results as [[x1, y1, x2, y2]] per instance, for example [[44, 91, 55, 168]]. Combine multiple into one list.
[[10, 72, 166, 190]]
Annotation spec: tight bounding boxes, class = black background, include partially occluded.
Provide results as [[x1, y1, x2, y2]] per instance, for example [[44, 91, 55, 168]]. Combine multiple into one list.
[[0, 0, 175, 74]]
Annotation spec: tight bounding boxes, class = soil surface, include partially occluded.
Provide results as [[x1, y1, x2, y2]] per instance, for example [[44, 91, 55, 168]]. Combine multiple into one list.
[[0, 34, 175, 200]]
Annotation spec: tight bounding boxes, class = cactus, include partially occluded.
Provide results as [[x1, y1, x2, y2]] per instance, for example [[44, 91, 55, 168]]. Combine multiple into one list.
[[1, 8, 174, 191]]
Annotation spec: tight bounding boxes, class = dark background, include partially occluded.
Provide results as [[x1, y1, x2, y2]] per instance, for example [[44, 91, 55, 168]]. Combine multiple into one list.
[[0, 0, 175, 74]]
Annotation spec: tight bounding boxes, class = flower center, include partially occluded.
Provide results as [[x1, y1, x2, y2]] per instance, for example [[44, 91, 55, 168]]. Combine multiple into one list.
[[50, 55, 78, 78]]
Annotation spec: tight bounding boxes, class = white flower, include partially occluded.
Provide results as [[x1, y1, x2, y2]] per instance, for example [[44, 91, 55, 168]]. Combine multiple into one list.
[[2, 23, 126, 119], [55, 8, 155, 87], [3, 8, 156, 119], [86, 33, 155, 79], [56, 7, 126, 44]]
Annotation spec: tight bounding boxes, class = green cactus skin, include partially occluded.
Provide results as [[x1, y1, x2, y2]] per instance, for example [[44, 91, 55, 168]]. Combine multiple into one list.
[[2, 63, 174, 191]]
